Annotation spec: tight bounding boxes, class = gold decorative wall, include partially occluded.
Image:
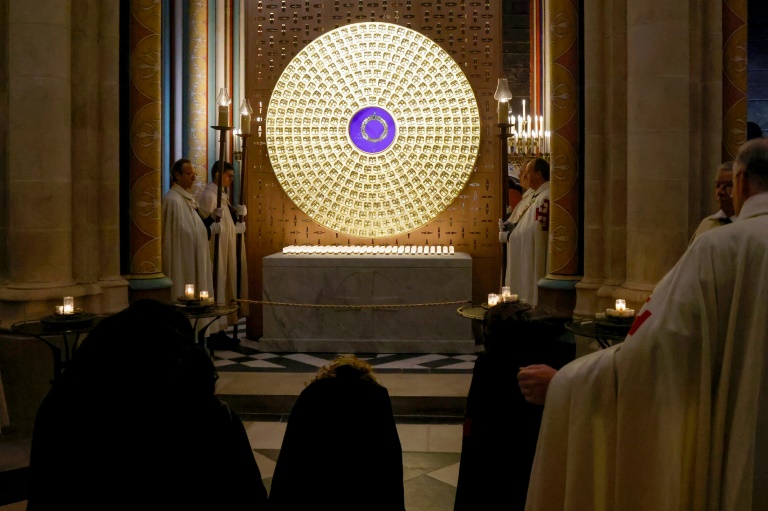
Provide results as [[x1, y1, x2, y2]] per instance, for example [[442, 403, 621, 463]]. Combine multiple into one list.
[[722, 0, 747, 161], [266, 23, 481, 239], [188, 0, 209, 189], [128, 0, 163, 277], [244, 0, 502, 334], [546, 0, 579, 278]]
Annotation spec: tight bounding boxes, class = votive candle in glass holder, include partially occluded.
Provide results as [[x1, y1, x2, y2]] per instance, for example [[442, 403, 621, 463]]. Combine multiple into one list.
[[55, 305, 64, 315], [487, 293, 500, 306], [615, 299, 626, 311], [63, 296, 74, 314], [501, 286, 513, 302], [184, 284, 195, 299], [199, 290, 209, 301]]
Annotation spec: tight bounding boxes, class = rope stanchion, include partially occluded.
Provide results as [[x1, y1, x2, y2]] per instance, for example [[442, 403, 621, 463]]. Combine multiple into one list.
[[235, 298, 472, 309]]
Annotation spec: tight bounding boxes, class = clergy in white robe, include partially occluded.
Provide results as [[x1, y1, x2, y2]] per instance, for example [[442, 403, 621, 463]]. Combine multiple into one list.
[[689, 161, 735, 244], [526, 139, 768, 511], [161, 159, 214, 303], [197, 161, 248, 334], [499, 158, 550, 306]]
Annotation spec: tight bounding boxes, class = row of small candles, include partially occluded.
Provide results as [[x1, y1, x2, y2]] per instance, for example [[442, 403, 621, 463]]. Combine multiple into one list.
[[184, 284, 210, 301], [282, 245, 456, 255], [55, 296, 75, 315], [487, 286, 519, 306]]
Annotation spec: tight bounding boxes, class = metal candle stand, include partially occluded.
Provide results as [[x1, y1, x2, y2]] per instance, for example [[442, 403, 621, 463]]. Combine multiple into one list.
[[210, 125, 234, 305], [499, 122, 511, 288], [232, 132, 251, 340]]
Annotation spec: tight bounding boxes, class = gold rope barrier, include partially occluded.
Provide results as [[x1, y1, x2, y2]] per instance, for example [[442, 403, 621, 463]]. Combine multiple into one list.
[[235, 299, 471, 309]]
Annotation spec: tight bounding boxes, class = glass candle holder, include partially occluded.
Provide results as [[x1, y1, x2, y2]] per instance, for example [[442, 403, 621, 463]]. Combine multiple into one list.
[[184, 284, 195, 299], [63, 296, 74, 314]]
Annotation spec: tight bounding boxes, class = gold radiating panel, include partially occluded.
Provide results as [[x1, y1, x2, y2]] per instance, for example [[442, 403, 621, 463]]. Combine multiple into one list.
[[266, 22, 481, 238]]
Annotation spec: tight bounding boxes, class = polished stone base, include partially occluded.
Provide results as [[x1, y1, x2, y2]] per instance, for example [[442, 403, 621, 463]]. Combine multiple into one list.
[[261, 253, 475, 353]]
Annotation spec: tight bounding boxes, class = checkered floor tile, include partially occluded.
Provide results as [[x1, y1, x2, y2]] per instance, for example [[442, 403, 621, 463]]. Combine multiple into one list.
[[211, 320, 476, 374]]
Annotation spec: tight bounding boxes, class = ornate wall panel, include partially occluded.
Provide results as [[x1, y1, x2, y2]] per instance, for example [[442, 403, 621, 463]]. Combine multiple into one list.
[[188, 0, 210, 190], [723, 0, 747, 160], [546, 0, 579, 278], [128, 0, 163, 277], [244, 0, 503, 332], [266, 23, 481, 239]]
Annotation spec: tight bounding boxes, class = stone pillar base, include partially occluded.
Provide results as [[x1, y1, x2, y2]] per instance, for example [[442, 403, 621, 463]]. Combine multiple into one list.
[[573, 278, 602, 318], [537, 277, 578, 318], [126, 276, 173, 304], [0, 280, 129, 327]]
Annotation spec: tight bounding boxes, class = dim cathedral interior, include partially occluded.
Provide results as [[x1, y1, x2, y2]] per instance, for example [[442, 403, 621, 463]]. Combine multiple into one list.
[[0, 0, 766, 509]]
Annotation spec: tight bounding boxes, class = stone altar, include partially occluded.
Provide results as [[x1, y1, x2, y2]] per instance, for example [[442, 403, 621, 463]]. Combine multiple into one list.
[[261, 252, 474, 353]]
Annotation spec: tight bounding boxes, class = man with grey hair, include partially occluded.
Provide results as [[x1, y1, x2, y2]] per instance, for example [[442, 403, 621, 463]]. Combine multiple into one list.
[[525, 138, 768, 510]]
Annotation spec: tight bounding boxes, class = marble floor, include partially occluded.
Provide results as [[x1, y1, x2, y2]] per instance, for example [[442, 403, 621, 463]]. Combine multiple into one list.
[[248, 420, 464, 510], [217, 318, 474, 511]]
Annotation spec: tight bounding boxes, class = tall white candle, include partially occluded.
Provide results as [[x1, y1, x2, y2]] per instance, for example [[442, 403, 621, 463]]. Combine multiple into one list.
[[63, 296, 74, 314], [616, 299, 626, 311], [497, 100, 509, 125]]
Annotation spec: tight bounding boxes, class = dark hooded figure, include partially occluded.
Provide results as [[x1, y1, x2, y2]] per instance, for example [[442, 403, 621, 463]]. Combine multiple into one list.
[[269, 355, 405, 511], [453, 302, 576, 511], [27, 299, 268, 510]]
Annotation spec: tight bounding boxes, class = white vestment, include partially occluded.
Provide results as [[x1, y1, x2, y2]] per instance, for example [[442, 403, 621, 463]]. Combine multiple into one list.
[[501, 181, 549, 305], [526, 192, 768, 511], [161, 184, 214, 303], [690, 209, 735, 245], [197, 182, 248, 328]]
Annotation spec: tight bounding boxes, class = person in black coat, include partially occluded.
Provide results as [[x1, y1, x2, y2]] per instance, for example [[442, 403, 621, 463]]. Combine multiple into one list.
[[454, 302, 576, 511], [269, 355, 405, 511], [27, 299, 268, 510]]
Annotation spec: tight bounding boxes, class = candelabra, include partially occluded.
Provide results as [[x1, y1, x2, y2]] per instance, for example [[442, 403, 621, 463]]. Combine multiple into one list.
[[507, 101, 551, 173]]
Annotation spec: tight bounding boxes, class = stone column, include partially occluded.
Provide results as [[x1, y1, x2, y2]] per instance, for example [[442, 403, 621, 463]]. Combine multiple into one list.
[[3, 0, 74, 315], [69, 0, 128, 311], [622, 1, 692, 304], [97, 1, 130, 310], [126, 0, 171, 299], [71, 0, 101, 285], [575, 0, 628, 317], [539, 0, 581, 314], [722, 0, 747, 160], [0, 0, 8, 285], [188, 0, 209, 187], [0, 0, 129, 322]]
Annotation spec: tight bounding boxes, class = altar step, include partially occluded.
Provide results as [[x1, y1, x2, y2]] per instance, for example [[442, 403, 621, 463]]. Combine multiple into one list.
[[212, 338, 478, 374], [215, 372, 472, 425], [220, 394, 467, 424]]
